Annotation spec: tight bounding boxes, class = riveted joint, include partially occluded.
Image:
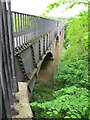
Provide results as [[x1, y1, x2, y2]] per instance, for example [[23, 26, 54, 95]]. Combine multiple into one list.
[[31, 45, 37, 68], [16, 53, 30, 81]]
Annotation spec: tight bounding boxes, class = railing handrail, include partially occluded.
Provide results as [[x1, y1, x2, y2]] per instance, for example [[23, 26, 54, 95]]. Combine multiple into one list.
[[11, 11, 60, 22]]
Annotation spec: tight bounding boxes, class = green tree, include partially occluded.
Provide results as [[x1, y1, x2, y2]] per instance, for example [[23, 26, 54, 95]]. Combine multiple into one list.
[[42, 0, 89, 16]]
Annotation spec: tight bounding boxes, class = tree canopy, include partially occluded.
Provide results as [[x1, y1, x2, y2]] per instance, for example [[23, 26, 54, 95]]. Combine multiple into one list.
[[42, 0, 89, 16]]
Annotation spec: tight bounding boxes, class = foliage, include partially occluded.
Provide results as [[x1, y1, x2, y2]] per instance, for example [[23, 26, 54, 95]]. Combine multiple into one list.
[[54, 9, 89, 91], [42, 0, 88, 16], [54, 52, 88, 88], [65, 11, 88, 50], [30, 84, 54, 103], [31, 86, 89, 119]]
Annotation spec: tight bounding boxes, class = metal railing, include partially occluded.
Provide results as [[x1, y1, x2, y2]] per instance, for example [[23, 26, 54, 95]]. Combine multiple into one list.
[[0, 1, 18, 119], [11, 11, 62, 48]]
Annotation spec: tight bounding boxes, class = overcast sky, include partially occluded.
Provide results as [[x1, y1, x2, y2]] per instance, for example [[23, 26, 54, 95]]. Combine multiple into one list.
[[11, 0, 87, 18]]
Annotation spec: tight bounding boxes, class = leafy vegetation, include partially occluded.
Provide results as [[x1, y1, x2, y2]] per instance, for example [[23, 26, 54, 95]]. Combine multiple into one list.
[[42, 0, 88, 16], [30, 84, 55, 103], [54, 55, 88, 88], [31, 86, 89, 119], [30, 10, 89, 119]]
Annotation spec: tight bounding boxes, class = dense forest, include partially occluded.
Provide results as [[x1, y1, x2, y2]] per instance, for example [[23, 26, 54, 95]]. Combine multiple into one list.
[[30, 5, 89, 119]]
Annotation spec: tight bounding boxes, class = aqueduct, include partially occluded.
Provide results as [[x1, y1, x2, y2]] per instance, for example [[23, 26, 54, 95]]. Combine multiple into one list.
[[0, 0, 64, 119]]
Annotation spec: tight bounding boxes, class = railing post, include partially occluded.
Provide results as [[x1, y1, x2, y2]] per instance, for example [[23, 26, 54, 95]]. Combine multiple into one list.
[[0, 1, 2, 119], [7, 0, 18, 93], [39, 39, 42, 60], [43, 36, 46, 54], [0, 0, 12, 118]]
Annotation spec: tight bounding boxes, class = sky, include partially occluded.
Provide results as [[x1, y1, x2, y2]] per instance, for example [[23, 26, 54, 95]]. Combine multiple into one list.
[[11, 0, 87, 18]]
